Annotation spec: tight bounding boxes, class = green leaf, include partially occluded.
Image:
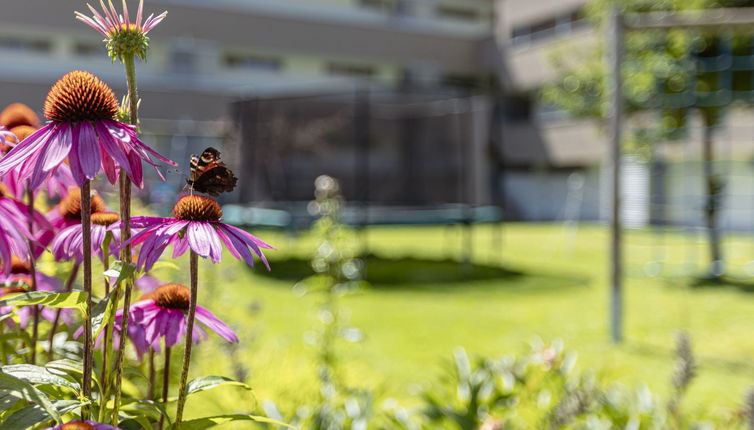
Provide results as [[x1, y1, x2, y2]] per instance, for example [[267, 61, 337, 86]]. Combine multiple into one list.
[[104, 260, 136, 285], [1, 364, 79, 392], [45, 359, 83, 376], [0, 392, 20, 413], [120, 398, 168, 421], [186, 376, 252, 396], [121, 416, 155, 430], [168, 414, 296, 430], [0, 399, 79, 430], [0, 292, 86, 312], [91, 289, 117, 339], [0, 371, 61, 424]]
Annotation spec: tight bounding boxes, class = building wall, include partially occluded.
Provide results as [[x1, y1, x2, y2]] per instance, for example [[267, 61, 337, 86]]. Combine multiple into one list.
[[0, 0, 493, 126]]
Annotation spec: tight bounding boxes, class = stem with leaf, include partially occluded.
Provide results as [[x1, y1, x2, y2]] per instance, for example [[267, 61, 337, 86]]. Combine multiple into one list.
[[112, 53, 138, 426], [158, 346, 172, 430], [81, 179, 94, 420], [26, 186, 39, 365], [48, 263, 80, 361], [98, 233, 115, 423], [175, 251, 199, 428]]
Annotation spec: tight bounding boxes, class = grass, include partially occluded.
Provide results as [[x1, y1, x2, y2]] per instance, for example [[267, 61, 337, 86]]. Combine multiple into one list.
[[179, 223, 754, 423]]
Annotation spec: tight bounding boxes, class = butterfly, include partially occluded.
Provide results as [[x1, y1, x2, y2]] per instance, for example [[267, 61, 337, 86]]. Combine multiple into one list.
[[186, 147, 238, 196]]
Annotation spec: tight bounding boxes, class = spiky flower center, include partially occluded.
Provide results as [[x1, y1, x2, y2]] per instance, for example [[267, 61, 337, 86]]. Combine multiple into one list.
[[144, 283, 191, 310], [91, 211, 119, 226], [0, 183, 10, 198], [58, 187, 107, 220], [0, 103, 40, 129], [60, 422, 95, 430], [107, 25, 150, 62], [44, 71, 118, 123], [173, 195, 222, 221], [10, 256, 30, 274]]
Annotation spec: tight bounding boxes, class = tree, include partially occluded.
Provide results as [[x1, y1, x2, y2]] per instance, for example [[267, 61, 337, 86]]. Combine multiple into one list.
[[542, 0, 754, 278]]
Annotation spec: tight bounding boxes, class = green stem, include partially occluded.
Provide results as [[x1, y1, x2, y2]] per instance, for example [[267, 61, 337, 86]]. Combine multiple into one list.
[[111, 52, 138, 427], [26, 186, 39, 365], [0, 324, 7, 365], [81, 180, 94, 420], [48, 263, 79, 361], [175, 251, 199, 429], [98, 234, 115, 423], [158, 346, 171, 430]]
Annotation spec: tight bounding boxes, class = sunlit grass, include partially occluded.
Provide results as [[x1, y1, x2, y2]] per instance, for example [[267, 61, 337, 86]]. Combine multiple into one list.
[[183, 223, 754, 423]]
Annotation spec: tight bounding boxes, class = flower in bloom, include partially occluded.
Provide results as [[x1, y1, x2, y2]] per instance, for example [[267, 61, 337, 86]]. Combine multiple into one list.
[[0, 71, 176, 189], [44, 420, 120, 430], [127, 195, 273, 272], [83, 283, 237, 358], [0, 258, 73, 328], [47, 187, 109, 230], [1, 124, 76, 200], [0, 195, 34, 273], [51, 211, 123, 263], [128, 283, 238, 354], [76, 0, 167, 61]]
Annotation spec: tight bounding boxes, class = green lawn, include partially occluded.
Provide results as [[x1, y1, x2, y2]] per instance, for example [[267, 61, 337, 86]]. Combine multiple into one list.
[[180, 223, 754, 421]]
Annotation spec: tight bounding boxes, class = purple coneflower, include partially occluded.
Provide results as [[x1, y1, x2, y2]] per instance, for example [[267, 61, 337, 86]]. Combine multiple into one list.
[[51, 212, 123, 263], [0, 258, 73, 328], [47, 187, 109, 230], [0, 190, 34, 273], [83, 283, 237, 358], [44, 420, 120, 430], [76, 0, 167, 61], [1, 125, 76, 200], [128, 195, 273, 272], [0, 71, 175, 188], [127, 283, 238, 354]]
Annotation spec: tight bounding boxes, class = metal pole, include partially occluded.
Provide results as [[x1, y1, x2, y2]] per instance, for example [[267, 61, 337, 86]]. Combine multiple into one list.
[[355, 87, 370, 259], [608, 7, 624, 344]]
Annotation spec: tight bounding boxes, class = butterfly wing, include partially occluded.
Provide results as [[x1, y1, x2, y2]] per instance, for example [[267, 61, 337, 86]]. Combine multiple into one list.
[[187, 147, 238, 195], [190, 165, 238, 196]]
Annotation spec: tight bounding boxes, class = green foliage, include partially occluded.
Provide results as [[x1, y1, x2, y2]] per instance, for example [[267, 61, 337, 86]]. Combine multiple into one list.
[[265, 175, 372, 430], [541, 0, 754, 135], [185, 375, 253, 396], [383, 335, 745, 429], [0, 370, 62, 425], [0, 291, 87, 313]]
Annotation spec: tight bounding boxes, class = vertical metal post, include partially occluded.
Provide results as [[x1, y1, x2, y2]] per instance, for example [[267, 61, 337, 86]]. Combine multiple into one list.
[[607, 7, 624, 344], [354, 87, 371, 259]]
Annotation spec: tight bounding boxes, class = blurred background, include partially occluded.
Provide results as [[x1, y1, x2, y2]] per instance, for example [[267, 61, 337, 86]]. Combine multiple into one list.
[[9, 0, 754, 426], [0, 0, 593, 221]]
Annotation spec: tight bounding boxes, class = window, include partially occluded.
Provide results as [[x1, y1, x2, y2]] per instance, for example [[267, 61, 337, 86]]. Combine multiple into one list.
[[225, 54, 283, 73], [327, 62, 376, 78], [437, 5, 479, 22], [0, 36, 50, 53]]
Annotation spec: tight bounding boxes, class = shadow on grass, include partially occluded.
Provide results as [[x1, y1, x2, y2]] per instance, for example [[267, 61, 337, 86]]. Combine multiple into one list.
[[688, 276, 754, 293], [250, 254, 589, 293]]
